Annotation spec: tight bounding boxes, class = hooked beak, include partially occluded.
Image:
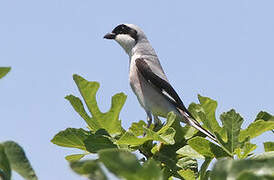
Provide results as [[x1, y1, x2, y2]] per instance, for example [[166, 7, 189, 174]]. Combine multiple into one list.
[[103, 32, 116, 39]]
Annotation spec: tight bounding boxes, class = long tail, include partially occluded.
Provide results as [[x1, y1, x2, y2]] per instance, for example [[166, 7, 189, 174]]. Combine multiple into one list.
[[178, 109, 217, 142]]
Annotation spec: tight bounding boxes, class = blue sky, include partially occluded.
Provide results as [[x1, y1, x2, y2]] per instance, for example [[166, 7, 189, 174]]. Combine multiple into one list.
[[1, 0, 273, 179]]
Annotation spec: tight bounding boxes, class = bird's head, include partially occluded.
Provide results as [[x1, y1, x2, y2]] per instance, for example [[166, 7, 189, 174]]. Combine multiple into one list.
[[104, 24, 146, 55]]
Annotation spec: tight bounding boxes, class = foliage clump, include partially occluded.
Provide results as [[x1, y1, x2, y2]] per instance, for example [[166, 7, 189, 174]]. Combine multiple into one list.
[[51, 74, 274, 180]]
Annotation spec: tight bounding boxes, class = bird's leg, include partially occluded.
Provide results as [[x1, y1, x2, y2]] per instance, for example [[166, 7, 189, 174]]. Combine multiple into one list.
[[143, 111, 152, 136], [146, 111, 153, 129], [153, 115, 163, 131]]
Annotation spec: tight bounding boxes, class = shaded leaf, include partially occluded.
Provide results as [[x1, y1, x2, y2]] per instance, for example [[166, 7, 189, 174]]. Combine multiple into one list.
[[70, 160, 107, 180], [211, 157, 274, 180], [255, 111, 274, 122], [51, 128, 90, 150], [84, 135, 117, 153], [138, 159, 163, 180], [99, 149, 141, 180], [3, 141, 37, 180], [199, 157, 212, 180], [264, 142, 274, 152], [0, 67, 11, 79], [251, 152, 274, 160], [0, 144, 11, 180]]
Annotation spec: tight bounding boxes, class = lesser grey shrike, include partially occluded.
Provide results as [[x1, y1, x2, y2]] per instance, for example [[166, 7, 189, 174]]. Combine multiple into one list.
[[104, 24, 216, 141]]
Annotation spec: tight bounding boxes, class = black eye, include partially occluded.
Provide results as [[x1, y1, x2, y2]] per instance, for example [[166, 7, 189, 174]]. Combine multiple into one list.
[[112, 24, 138, 41]]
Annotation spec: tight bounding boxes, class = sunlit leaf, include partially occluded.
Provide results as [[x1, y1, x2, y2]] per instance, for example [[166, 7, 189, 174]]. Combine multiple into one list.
[[0, 67, 11, 79], [239, 120, 274, 141], [51, 128, 90, 150], [65, 95, 100, 131], [73, 74, 126, 136], [188, 137, 228, 158], [3, 141, 37, 180], [219, 109, 243, 154], [65, 154, 86, 162], [176, 145, 204, 159], [178, 169, 196, 180], [235, 142, 257, 159]]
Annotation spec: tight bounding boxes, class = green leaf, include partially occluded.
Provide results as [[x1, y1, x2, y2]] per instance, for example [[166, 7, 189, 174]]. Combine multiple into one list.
[[0, 144, 11, 180], [251, 151, 274, 160], [99, 149, 141, 180], [188, 137, 228, 158], [65, 95, 100, 131], [116, 131, 150, 146], [157, 112, 176, 134], [176, 157, 198, 173], [3, 141, 37, 180], [65, 154, 86, 162], [0, 67, 11, 79], [117, 119, 176, 146], [51, 128, 90, 150], [178, 169, 196, 180], [138, 159, 163, 180], [211, 157, 274, 180], [255, 111, 274, 122], [70, 160, 107, 180], [219, 109, 243, 154], [235, 142, 257, 159], [197, 95, 222, 133], [84, 135, 117, 153], [73, 74, 126, 136], [176, 145, 204, 159], [129, 120, 147, 136], [239, 120, 274, 141], [264, 142, 274, 152], [199, 157, 212, 180]]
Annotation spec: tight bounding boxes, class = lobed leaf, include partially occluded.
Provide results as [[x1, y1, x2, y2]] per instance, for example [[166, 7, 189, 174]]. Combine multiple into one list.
[[219, 109, 243, 154], [239, 120, 274, 141], [73, 74, 126, 136]]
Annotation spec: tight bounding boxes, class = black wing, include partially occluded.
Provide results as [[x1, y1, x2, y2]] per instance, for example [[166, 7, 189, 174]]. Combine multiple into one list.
[[135, 58, 193, 117]]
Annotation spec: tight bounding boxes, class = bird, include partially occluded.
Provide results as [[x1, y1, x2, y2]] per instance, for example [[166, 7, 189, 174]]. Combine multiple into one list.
[[104, 23, 216, 141]]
